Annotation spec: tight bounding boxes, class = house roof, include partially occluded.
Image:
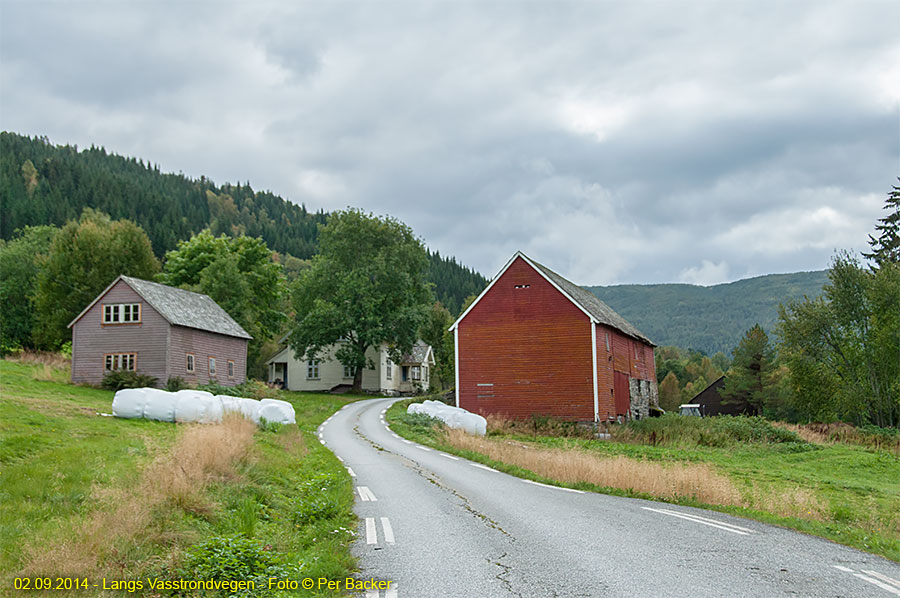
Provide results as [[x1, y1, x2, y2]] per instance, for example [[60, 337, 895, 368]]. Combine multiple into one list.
[[68, 275, 253, 340], [450, 251, 654, 346], [401, 343, 433, 365]]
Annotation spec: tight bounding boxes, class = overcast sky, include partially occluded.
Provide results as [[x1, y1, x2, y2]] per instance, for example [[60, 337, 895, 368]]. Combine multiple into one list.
[[1, 1, 897, 285]]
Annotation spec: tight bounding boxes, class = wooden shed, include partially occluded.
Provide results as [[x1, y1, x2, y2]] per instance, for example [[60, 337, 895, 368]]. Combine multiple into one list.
[[68, 275, 252, 387], [450, 252, 658, 422]]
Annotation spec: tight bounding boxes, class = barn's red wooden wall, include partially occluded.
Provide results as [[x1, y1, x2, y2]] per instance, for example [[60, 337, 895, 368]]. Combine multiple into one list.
[[458, 257, 595, 421]]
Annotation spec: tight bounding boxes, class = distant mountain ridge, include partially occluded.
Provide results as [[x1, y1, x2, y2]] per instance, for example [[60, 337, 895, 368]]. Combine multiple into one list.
[[586, 271, 829, 355]]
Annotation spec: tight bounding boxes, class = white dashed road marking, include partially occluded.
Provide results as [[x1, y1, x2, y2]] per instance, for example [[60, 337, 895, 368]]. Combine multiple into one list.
[[863, 570, 900, 590], [471, 463, 498, 472], [415, 445, 432, 452], [523, 479, 585, 494], [357, 486, 378, 502], [833, 567, 900, 596], [365, 517, 377, 544], [381, 517, 395, 544], [347, 467, 356, 477], [642, 507, 752, 535], [439, 453, 459, 460]]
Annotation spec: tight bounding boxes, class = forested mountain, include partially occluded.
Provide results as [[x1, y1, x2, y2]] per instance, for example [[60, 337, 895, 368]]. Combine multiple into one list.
[[586, 271, 829, 355], [0, 132, 486, 313]]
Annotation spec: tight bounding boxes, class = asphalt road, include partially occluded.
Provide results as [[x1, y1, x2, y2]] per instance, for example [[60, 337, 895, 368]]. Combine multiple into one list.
[[318, 398, 900, 598]]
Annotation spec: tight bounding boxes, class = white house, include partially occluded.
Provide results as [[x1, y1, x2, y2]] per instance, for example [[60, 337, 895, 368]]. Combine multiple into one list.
[[266, 340, 434, 395]]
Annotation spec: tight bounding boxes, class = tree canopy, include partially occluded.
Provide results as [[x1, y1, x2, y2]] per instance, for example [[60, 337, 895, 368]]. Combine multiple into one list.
[[0, 225, 58, 352], [288, 210, 432, 391], [720, 324, 777, 416], [33, 209, 160, 348], [158, 230, 285, 375], [863, 179, 900, 267]]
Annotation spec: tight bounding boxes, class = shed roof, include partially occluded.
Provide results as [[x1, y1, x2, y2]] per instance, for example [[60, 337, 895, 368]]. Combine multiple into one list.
[[68, 275, 252, 340], [450, 251, 654, 346]]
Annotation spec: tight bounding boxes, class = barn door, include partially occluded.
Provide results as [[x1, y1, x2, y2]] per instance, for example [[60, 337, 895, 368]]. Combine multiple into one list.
[[613, 371, 630, 417]]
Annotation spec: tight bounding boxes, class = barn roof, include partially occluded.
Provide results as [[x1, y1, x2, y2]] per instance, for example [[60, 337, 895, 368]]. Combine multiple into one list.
[[450, 251, 654, 346], [68, 275, 252, 340]]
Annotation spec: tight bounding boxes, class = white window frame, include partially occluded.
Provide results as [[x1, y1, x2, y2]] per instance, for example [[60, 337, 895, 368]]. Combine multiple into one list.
[[104, 353, 136, 371], [103, 303, 142, 324], [385, 358, 392, 380], [208, 356, 217, 377], [307, 359, 319, 379], [411, 365, 421, 381], [186, 353, 195, 373], [343, 364, 353, 379]]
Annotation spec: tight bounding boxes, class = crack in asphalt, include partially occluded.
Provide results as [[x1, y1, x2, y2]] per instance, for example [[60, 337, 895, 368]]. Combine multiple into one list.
[[491, 551, 524, 597]]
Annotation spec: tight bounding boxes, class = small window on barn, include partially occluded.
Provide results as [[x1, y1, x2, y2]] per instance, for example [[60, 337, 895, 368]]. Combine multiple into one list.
[[514, 284, 530, 289], [186, 353, 195, 373], [605, 332, 610, 352], [307, 360, 319, 379], [209, 357, 217, 377], [227, 360, 235, 378]]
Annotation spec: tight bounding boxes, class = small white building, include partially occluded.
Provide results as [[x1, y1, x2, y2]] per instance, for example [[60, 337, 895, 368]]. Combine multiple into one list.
[[266, 340, 434, 395]]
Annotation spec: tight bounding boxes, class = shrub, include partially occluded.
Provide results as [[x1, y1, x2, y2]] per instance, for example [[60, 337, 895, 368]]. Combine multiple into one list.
[[197, 380, 277, 400], [399, 411, 445, 436], [100, 370, 157, 391], [290, 473, 343, 524], [612, 414, 804, 448], [166, 376, 188, 392]]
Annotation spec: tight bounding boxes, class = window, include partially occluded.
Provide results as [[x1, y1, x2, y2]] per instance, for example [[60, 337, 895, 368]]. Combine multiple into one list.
[[209, 357, 216, 377], [343, 364, 353, 378], [227, 360, 235, 378], [411, 366, 421, 380], [385, 358, 392, 380], [605, 332, 610, 352], [104, 353, 136, 371], [186, 353, 195, 373], [103, 303, 141, 324], [514, 284, 530, 289], [401, 366, 409, 382], [423, 366, 428, 382], [307, 360, 319, 379]]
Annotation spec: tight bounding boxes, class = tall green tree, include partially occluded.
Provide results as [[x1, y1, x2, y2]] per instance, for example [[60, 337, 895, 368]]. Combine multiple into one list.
[[658, 371, 681, 411], [778, 253, 900, 427], [419, 302, 455, 392], [32, 210, 159, 348], [863, 179, 900, 266], [0, 225, 58, 352], [158, 230, 285, 375], [720, 324, 777, 416], [289, 209, 432, 392]]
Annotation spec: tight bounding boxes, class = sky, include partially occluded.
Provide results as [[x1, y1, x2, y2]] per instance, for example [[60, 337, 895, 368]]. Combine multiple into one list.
[[1, 1, 897, 286]]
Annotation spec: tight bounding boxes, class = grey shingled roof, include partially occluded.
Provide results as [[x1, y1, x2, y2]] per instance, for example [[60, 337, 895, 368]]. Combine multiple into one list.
[[122, 276, 252, 340], [401, 343, 431, 364], [528, 258, 654, 346]]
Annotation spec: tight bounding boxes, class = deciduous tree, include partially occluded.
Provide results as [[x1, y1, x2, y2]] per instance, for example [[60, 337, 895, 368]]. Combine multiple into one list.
[[288, 209, 431, 392], [0, 225, 57, 352]]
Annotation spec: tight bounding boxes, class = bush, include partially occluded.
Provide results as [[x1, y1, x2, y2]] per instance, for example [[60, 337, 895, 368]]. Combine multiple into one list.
[[290, 473, 343, 524], [185, 535, 276, 581], [100, 370, 157, 391], [166, 376, 188, 391], [197, 379, 277, 400], [613, 414, 804, 448]]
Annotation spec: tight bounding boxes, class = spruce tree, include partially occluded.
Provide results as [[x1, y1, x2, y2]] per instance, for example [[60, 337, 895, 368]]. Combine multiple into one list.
[[864, 179, 900, 266]]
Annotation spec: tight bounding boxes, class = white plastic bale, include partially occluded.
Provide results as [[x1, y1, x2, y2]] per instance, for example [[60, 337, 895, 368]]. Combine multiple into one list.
[[237, 398, 262, 424], [142, 388, 177, 422], [112, 388, 147, 419], [217, 395, 244, 415], [201, 396, 225, 424], [407, 400, 486, 436], [259, 398, 296, 425]]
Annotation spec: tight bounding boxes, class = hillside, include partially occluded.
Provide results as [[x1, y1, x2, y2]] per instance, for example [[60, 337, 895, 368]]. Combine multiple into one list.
[[0, 132, 486, 314], [586, 271, 829, 355]]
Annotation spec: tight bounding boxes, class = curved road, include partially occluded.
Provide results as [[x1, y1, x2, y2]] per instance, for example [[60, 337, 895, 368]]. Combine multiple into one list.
[[318, 398, 900, 598]]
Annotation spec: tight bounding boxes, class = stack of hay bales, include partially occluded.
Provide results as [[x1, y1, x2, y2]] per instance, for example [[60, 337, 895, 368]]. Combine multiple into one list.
[[112, 388, 296, 425], [407, 400, 486, 436]]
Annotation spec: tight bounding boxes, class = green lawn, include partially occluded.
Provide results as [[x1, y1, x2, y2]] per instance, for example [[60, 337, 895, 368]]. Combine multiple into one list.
[[0, 359, 367, 596], [387, 399, 900, 563]]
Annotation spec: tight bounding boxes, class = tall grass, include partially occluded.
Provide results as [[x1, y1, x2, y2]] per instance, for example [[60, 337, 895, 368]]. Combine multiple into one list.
[[18, 415, 257, 579]]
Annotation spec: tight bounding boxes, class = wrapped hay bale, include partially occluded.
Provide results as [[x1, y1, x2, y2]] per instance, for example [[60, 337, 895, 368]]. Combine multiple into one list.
[[142, 388, 177, 422], [258, 398, 296, 425], [112, 388, 147, 419]]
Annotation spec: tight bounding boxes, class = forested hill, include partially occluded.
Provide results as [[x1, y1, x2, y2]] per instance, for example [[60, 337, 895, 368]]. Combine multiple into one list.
[[0, 132, 486, 314], [586, 270, 829, 355]]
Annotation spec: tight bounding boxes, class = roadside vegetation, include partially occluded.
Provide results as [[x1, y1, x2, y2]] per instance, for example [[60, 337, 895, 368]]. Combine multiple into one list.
[[388, 399, 900, 563], [0, 357, 362, 596]]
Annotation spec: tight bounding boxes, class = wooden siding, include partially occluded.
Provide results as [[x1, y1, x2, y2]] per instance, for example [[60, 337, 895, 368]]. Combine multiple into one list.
[[458, 257, 595, 421], [71, 280, 169, 386], [169, 325, 248, 386], [595, 324, 615, 418]]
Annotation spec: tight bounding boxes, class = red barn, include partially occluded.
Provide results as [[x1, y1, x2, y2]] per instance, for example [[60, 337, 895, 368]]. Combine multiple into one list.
[[450, 252, 658, 422]]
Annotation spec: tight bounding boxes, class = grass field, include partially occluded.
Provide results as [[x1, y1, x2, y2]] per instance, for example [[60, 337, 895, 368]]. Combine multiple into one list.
[[0, 358, 366, 596], [387, 400, 900, 563]]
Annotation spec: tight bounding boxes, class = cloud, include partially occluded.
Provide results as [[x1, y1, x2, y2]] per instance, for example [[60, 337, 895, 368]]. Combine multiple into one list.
[[1, 1, 896, 284], [679, 261, 731, 286]]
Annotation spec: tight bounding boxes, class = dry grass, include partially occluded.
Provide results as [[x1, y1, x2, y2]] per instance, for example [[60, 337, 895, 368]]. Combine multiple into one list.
[[443, 429, 828, 520], [18, 415, 257, 580], [773, 421, 900, 453], [5, 350, 71, 369]]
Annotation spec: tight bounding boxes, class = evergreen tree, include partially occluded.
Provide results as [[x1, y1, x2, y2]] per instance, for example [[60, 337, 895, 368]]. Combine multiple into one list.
[[658, 371, 681, 411], [720, 324, 777, 416], [0, 225, 58, 352], [863, 179, 900, 266]]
